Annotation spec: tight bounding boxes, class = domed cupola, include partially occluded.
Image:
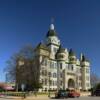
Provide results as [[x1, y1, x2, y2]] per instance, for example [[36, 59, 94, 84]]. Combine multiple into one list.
[[56, 45, 66, 60], [69, 49, 76, 64], [46, 24, 57, 37]]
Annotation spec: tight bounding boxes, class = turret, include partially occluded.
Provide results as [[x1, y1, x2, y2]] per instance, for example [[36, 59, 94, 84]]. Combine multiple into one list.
[[80, 54, 91, 90], [46, 24, 60, 46], [56, 45, 67, 90], [56, 45, 66, 61], [68, 49, 76, 64], [34, 42, 50, 57], [80, 54, 90, 67], [45, 24, 61, 59]]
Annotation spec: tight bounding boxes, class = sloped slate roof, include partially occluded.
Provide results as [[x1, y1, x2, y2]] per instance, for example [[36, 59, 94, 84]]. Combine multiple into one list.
[[36, 42, 50, 51], [81, 54, 89, 62], [46, 29, 57, 37], [69, 49, 76, 56], [57, 45, 65, 54]]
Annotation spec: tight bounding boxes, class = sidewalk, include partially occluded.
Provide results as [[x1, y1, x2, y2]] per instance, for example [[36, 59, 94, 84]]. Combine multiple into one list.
[[25, 95, 50, 100], [0, 92, 91, 100], [0, 95, 51, 100]]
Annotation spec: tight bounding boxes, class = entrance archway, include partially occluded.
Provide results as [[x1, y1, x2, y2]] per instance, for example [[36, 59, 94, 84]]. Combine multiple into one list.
[[68, 79, 75, 89]]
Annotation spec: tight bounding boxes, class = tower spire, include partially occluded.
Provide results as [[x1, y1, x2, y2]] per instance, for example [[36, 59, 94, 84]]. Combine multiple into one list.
[[51, 17, 54, 24]]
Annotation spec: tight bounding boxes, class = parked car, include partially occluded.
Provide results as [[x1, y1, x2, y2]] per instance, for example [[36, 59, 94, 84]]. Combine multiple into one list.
[[0, 94, 4, 97], [68, 90, 80, 98], [55, 90, 69, 99], [91, 89, 100, 96]]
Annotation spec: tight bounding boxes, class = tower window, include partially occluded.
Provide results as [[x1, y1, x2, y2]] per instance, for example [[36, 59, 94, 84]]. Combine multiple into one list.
[[50, 61, 55, 69], [68, 65, 74, 71], [53, 73, 57, 78], [55, 63, 57, 69], [86, 68, 89, 73], [86, 76, 89, 81], [71, 66, 73, 70], [86, 83, 90, 87], [54, 48, 57, 53], [60, 73, 62, 78], [59, 63, 62, 69]]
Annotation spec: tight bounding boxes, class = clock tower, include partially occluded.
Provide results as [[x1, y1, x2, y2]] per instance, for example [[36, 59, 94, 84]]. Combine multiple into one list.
[[45, 24, 60, 59]]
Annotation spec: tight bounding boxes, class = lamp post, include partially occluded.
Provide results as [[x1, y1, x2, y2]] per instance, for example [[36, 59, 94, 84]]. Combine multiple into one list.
[[48, 72, 51, 97]]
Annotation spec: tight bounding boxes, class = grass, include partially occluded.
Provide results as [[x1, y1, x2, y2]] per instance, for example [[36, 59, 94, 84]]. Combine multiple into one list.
[[0, 91, 55, 96]]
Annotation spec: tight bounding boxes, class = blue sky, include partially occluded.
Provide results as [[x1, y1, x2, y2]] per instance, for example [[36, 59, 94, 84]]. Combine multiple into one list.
[[0, 0, 100, 82]]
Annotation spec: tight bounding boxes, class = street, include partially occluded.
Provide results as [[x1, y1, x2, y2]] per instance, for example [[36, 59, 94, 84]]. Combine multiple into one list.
[[0, 96, 100, 100]]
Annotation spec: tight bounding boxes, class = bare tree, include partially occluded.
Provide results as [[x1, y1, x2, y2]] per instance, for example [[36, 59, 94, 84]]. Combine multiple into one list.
[[91, 72, 100, 87], [5, 45, 40, 91], [5, 44, 49, 91]]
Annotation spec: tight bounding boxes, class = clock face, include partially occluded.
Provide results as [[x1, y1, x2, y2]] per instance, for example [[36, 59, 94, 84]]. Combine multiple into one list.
[[51, 39, 57, 43], [47, 37, 60, 45]]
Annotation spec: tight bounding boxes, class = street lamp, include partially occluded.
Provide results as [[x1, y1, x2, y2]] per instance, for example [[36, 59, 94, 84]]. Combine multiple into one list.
[[48, 72, 51, 97]]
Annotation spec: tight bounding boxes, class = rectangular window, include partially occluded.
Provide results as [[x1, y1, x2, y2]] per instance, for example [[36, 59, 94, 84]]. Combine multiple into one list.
[[66, 65, 68, 69], [60, 73, 62, 78], [50, 80, 52, 86], [86, 68, 89, 73], [43, 59, 48, 66], [53, 81, 55, 86], [71, 65, 73, 70], [48, 72, 51, 77], [86, 83, 90, 87], [79, 82, 81, 87], [53, 73, 57, 78], [68, 64, 73, 71], [54, 48, 57, 53], [60, 63, 62, 69], [55, 81, 57, 85], [79, 76, 82, 80], [50, 62, 52, 68], [86, 76, 89, 81], [60, 81, 62, 85], [55, 62, 57, 69], [52, 62, 54, 69], [42, 79, 44, 84], [45, 79, 47, 85], [50, 61, 55, 69], [68, 65, 70, 70]]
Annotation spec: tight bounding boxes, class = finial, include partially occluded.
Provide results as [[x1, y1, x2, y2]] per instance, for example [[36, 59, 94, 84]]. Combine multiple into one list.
[[50, 24, 54, 30], [50, 17, 55, 30]]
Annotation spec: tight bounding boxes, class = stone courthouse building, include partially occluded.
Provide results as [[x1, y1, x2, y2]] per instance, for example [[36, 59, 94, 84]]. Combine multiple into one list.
[[34, 24, 91, 92]]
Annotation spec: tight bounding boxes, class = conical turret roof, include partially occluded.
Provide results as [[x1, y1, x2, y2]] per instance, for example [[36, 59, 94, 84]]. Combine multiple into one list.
[[57, 45, 65, 53], [36, 42, 49, 51], [69, 49, 76, 56], [81, 54, 89, 62]]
